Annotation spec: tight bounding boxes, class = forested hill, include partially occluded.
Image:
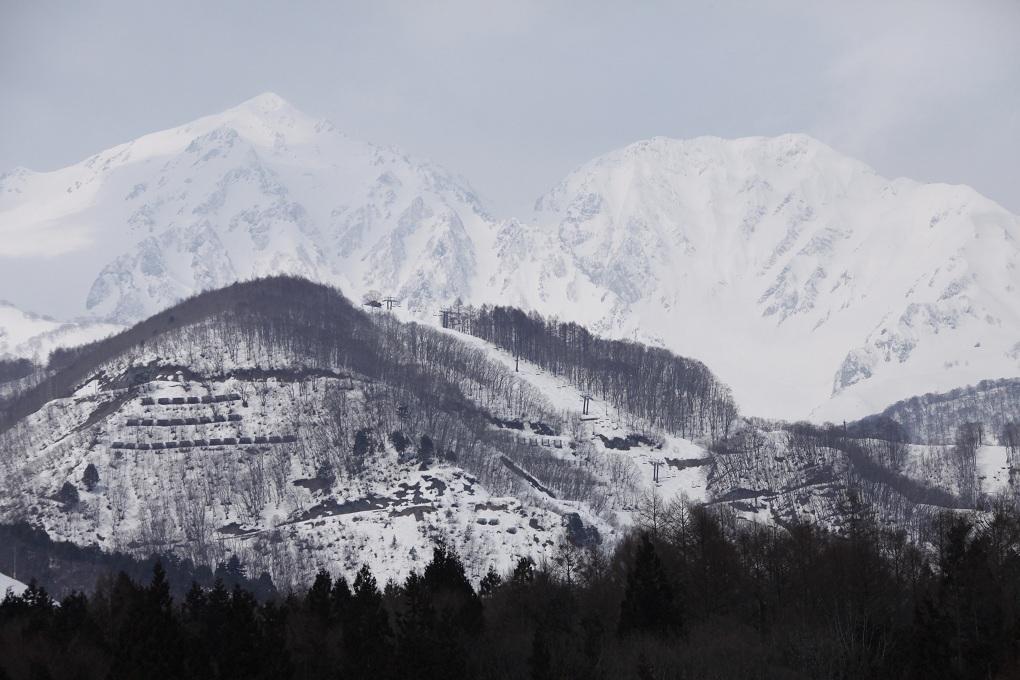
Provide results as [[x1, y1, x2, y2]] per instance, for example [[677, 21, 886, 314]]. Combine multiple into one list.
[[0, 276, 737, 590], [449, 304, 738, 441], [865, 377, 1020, 445], [8, 275, 1015, 599], [1, 277, 392, 431]]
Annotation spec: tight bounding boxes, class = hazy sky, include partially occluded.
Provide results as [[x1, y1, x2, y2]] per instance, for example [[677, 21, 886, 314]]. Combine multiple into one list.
[[2, 0, 1018, 215]]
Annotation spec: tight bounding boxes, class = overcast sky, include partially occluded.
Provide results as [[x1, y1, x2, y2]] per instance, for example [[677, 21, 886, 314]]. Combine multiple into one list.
[[2, 0, 1018, 215]]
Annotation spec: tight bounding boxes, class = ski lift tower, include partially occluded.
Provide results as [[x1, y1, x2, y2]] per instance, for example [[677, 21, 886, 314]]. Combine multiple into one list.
[[439, 307, 455, 329], [440, 307, 467, 331], [581, 393, 593, 416], [651, 459, 663, 484]]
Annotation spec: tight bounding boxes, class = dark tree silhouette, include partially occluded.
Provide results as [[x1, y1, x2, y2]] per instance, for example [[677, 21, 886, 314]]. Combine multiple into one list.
[[56, 482, 79, 507], [82, 464, 99, 492], [618, 533, 680, 637], [5, 509, 1020, 678]]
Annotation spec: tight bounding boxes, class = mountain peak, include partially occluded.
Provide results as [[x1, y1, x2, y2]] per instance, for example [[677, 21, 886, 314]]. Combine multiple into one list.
[[237, 91, 291, 114], [221, 91, 310, 130], [167, 91, 322, 153], [607, 132, 853, 168]]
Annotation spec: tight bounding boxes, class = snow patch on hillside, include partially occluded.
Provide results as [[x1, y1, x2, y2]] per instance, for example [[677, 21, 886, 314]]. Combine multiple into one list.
[[0, 572, 26, 597], [451, 329, 712, 505]]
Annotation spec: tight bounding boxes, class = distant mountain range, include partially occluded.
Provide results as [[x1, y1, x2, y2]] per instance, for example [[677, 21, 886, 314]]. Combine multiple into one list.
[[0, 301, 119, 363], [2, 93, 1019, 421]]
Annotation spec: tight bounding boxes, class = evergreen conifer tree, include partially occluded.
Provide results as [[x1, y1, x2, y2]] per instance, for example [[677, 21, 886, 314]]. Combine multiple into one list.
[[618, 534, 679, 637]]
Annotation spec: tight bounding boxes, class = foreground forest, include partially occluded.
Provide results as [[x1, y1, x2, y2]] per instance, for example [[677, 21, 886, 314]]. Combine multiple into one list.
[[4, 501, 1020, 680]]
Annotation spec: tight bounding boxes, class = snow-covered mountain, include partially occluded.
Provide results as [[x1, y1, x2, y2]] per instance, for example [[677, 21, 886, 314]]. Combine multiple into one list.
[[531, 135, 1020, 421], [0, 301, 119, 363], [0, 93, 491, 323], [2, 94, 1019, 420]]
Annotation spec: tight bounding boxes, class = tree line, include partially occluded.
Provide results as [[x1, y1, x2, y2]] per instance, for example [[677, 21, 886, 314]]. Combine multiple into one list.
[[455, 304, 738, 441], [0, 358, 36, 385], [876, 378, 1020, 445], [7, 501, 1020, 679], [0, 522, 275, 601]]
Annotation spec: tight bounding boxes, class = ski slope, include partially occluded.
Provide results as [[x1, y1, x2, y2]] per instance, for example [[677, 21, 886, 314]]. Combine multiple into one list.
[[0, 572, 26, 598]]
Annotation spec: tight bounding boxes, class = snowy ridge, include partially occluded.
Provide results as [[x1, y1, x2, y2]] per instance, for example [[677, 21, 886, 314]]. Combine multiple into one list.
[[3, 96, 1020, 420], [1, 93, 492, 323], [531, 135, 1020, 421]]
